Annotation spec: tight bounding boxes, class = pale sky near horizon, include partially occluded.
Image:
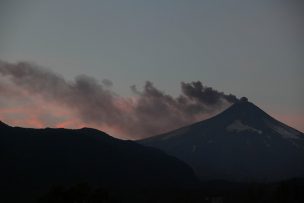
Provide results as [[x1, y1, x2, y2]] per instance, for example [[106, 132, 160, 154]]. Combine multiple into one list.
[[0, 0, 303, 132]]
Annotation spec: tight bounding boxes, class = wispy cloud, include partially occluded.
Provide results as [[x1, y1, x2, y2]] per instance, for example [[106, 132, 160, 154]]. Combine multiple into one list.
[[0, 60, 238, 139]]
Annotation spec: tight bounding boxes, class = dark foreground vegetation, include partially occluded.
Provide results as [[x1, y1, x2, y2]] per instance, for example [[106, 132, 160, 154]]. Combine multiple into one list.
[[32, 178, 304, 203], [1, 122, 303, 202]]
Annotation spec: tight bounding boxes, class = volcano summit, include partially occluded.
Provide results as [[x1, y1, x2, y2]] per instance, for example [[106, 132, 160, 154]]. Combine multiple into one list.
[[140, 100, 304, 182]]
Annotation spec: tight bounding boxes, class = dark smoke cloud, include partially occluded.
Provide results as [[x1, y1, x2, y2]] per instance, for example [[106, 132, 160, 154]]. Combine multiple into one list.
[[181, 81, 238, 104], [0, 60, 239, 139], [102, 79, 113, 87]]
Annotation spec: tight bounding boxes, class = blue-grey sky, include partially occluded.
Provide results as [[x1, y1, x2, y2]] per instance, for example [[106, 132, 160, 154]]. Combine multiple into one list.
[[0, 0, 303, 133]]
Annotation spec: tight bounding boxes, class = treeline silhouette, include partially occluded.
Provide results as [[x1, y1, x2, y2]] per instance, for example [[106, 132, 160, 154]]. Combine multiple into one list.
[[200, 178, 304, 203], [34, 178, 304, 203], [36, 183, 114, 203]]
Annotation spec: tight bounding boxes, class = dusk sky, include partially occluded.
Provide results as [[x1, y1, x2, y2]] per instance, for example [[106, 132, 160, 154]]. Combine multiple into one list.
[[0, 0, 303, 138]]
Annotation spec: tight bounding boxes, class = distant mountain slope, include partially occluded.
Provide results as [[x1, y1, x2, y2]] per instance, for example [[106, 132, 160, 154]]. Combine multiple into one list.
[[0, 122, 198, 202], [140, 100, 304, 182]]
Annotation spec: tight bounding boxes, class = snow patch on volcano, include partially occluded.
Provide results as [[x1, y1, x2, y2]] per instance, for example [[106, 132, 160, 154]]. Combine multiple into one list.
[[226, 120, 262, 134]]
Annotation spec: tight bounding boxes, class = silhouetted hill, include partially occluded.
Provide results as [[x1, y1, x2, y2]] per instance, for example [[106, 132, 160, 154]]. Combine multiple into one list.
[[0, 122, 198, 202], [140, 100, 304, 182]]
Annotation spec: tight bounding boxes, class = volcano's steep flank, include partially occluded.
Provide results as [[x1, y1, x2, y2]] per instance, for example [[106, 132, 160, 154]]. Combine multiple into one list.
[[140, 99, 304, 182]]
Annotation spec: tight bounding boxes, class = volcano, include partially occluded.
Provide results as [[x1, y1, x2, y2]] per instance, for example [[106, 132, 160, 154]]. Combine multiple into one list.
[[140, 99, 304, 182]]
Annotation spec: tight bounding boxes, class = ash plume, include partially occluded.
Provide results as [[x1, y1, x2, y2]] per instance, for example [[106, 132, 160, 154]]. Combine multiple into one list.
[[181, 81, 238, 104], [0, 60, 239, 139]]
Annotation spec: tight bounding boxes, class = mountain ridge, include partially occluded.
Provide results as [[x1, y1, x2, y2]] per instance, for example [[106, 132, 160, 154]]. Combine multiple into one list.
[[0, 121, 198, 202], [0, 120, 10, 128]]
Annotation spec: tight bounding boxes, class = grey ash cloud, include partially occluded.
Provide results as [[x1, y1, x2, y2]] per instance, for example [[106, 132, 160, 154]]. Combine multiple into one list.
[[181, 81, 239, 104], [102, 79, 113, 87], [0, 60, 239, 139]]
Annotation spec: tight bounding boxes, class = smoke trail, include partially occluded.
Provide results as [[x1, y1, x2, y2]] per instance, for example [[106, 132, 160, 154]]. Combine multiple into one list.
[[0, 60, 238, 139]]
